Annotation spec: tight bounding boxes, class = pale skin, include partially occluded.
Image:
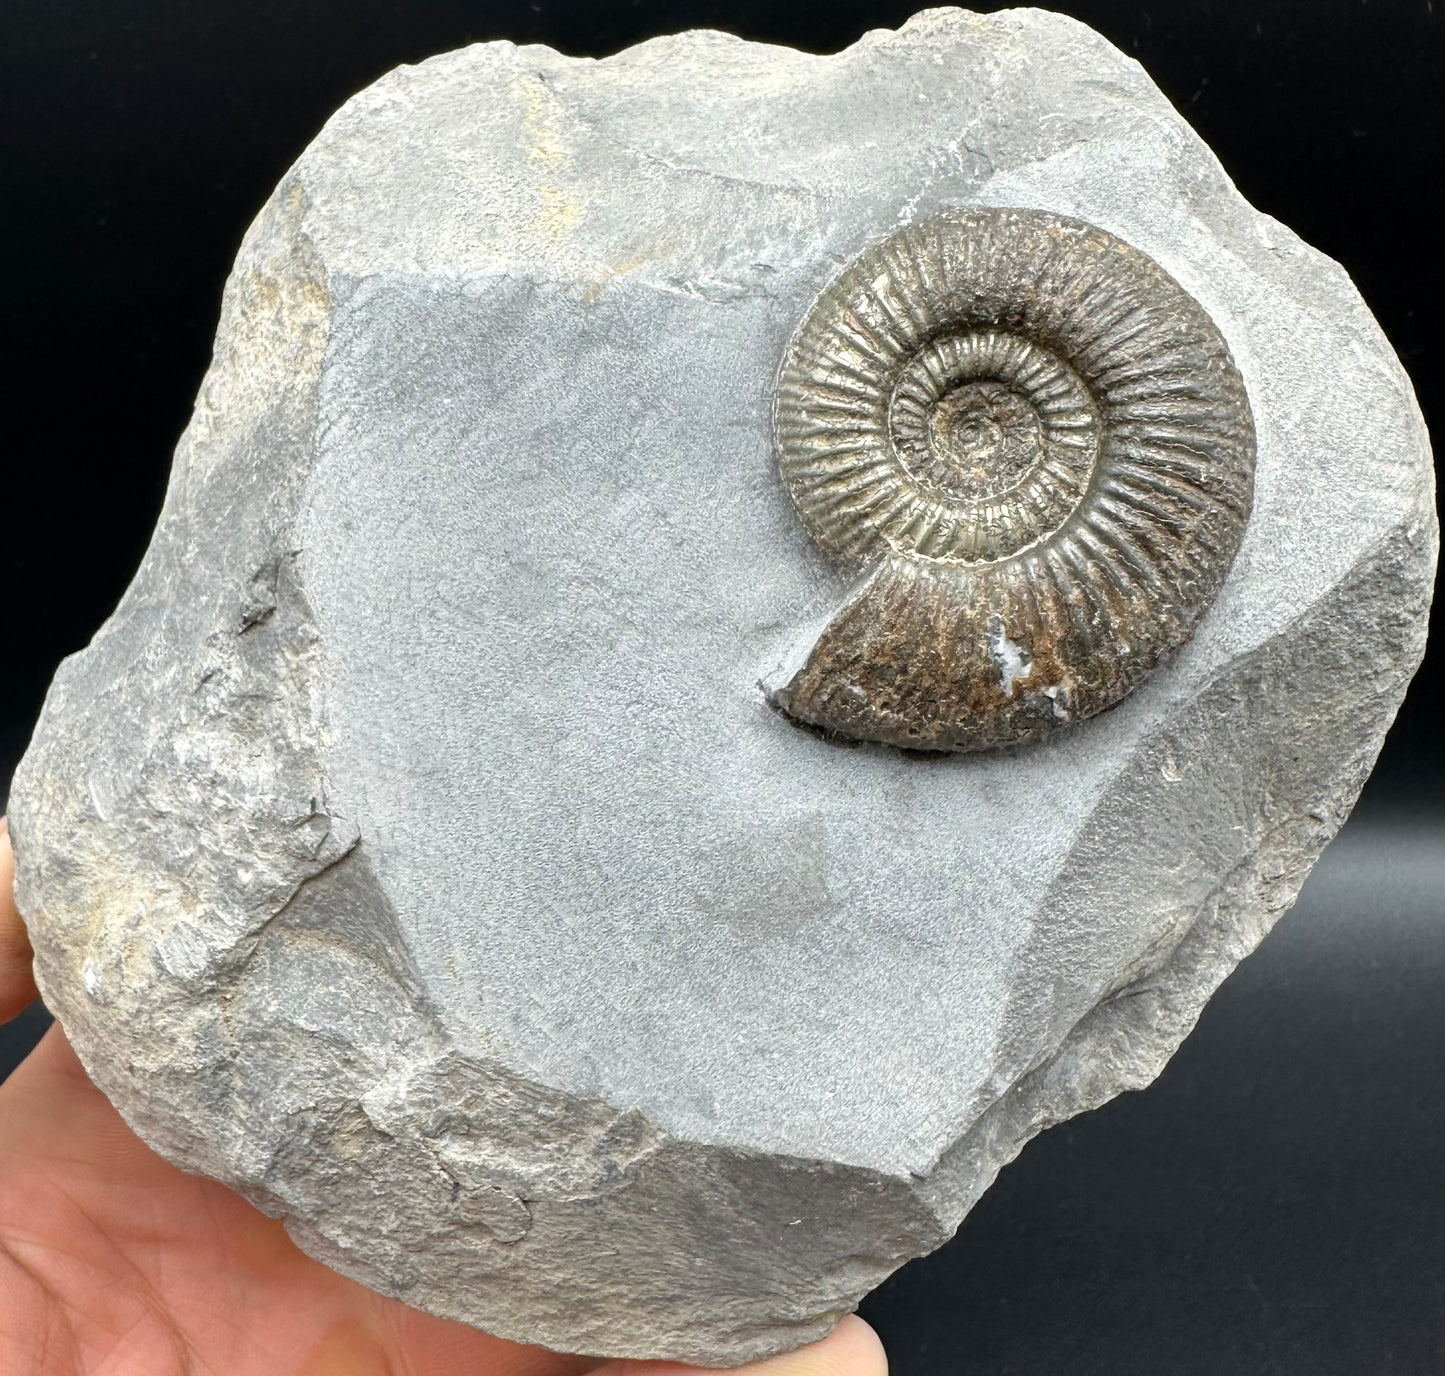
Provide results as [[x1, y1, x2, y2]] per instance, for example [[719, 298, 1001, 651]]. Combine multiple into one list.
[[0, 821, 886, 1376]]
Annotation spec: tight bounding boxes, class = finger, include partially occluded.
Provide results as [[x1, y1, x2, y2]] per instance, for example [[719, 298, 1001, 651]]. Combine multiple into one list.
[[2, 1023, 603, 1376], [593, 1314, 887, 1376], [0, 818, 39, 1023]]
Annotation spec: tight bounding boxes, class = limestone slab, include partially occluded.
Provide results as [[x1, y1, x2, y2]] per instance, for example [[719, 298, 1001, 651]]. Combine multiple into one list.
[[8, 8, 1435, 1364]]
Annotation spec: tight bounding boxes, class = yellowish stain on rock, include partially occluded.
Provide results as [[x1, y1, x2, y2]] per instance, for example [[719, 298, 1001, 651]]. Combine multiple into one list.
[[519, 74, 583, 241], [578, 253, 657, 304], [186, 178, 330, 473]]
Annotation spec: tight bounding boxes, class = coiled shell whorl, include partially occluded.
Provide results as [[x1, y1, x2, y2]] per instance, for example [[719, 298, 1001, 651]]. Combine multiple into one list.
[[771, 207, 1255, 752]]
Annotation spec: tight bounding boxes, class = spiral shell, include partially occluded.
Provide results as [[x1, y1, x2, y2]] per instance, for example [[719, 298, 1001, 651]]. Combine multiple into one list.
[[771, 207, 1255, 752]]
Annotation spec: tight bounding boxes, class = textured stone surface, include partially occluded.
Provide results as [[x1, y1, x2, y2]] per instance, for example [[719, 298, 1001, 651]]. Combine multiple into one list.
[[6, 7, 1436, 1365]]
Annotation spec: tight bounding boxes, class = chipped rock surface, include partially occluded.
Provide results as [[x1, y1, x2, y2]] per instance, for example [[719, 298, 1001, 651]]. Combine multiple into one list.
[[7, 8, 1436, 1364]]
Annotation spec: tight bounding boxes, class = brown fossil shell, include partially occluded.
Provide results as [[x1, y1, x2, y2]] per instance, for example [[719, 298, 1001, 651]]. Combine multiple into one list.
[[771, 207, 1255, 752]]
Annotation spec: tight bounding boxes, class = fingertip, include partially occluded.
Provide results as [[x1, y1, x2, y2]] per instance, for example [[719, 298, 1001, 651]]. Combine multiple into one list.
[[784, 1315, 887, 1376], [736, 1314, 888, 1376], [0, 817, 40, 1022], [595, 1313, 886, 1376]]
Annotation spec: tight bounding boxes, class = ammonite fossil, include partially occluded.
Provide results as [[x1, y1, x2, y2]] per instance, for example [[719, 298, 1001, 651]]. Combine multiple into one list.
[[771, 206, 1255, 751]]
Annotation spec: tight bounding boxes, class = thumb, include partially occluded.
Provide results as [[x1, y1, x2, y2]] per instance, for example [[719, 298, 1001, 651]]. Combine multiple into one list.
[[0, 818, 40, 1022], [590, 1315, 887, 1376]]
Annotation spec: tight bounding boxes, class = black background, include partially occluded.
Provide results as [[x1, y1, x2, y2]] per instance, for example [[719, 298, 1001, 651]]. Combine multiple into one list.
[[1, 3, 1441, 1373]]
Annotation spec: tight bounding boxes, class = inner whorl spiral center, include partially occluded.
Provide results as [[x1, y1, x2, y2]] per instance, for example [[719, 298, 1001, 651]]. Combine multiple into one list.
[[883, 329, 1099, 560], [922, 381, 1042, 497]]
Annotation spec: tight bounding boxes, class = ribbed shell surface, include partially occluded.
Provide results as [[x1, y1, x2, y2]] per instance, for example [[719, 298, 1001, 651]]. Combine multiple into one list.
[[772, 207, 1255, 751]]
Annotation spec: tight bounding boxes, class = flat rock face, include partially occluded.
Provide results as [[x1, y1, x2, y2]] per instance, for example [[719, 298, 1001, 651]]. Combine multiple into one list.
[[8, 8, 1435, 1364]]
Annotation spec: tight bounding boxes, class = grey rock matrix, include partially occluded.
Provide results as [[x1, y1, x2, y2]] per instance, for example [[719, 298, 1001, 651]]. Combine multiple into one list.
[[8, 8, 1435, 1364]]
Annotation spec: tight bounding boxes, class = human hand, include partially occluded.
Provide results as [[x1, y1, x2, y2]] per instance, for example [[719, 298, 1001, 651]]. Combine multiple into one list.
[[0, 820, 886, 1376]]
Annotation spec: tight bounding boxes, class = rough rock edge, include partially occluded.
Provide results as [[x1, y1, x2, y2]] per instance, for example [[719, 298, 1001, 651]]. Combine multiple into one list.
[[919, 505, 1437, 1226]]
